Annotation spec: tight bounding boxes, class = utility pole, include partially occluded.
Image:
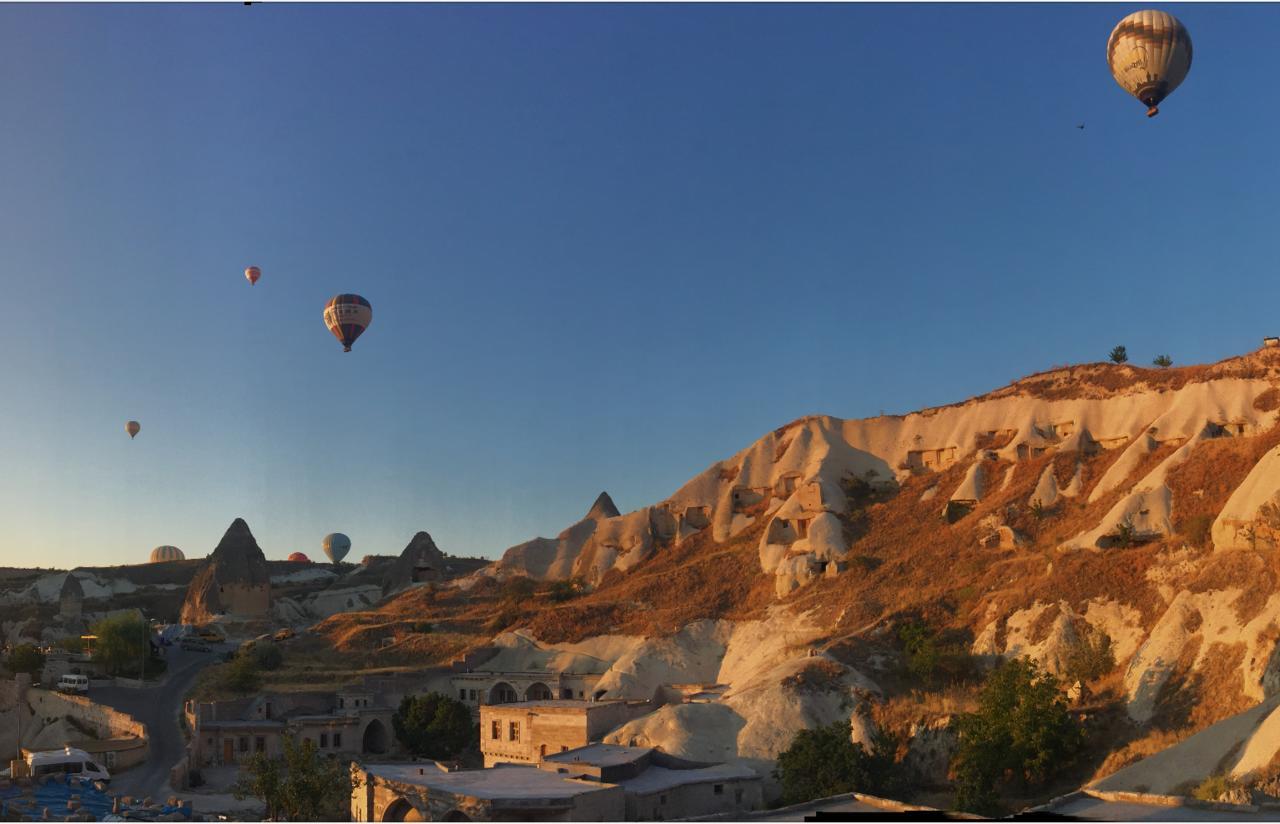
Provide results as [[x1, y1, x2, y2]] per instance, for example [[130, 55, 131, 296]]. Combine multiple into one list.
[[138, 613, 147, 685]]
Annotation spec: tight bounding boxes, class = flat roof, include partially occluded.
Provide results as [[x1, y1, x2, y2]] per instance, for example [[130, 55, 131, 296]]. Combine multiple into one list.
[[363, 763, 615, 801], [481, 699, 616, 711], [618, 763, 758, 795], [544, 743, 651, 768]]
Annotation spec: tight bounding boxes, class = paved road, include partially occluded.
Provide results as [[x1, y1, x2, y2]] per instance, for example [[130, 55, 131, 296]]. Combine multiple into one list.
[[89, 644, 227, 799]]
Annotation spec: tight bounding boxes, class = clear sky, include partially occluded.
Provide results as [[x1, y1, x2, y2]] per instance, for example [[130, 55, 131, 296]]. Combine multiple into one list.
[[1, 3, 1277, 569]]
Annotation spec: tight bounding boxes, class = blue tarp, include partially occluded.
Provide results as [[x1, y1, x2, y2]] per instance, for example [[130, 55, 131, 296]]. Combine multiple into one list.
[[0, 774, 192, 821]]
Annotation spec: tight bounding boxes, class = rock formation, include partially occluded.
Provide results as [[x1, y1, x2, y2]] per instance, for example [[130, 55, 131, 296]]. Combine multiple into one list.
[[58, 573, 83, 628], [180, 518, 271, 624], [383, 531, 448, 596]]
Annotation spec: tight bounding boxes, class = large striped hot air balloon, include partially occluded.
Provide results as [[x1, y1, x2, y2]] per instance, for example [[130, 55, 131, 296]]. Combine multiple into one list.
[[323, 294, 372, 352], [1107, 10, 1193, 118], [322, 533, 352, 564], [125, 421, 141, 439], [150, 545, 185, 563], [245, 266, 261, 286]]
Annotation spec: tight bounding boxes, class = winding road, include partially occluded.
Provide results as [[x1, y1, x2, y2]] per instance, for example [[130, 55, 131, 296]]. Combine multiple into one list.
[[88, 645, 227, 799]]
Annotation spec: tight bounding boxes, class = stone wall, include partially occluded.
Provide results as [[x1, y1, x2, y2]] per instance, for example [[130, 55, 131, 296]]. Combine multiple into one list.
[[626, 775, 763, 820], [27, 689, 147, 741]]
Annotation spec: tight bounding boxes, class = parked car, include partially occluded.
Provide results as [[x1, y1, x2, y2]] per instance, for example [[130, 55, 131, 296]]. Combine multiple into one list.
[[197, 626, 226, 643], [180, 637, 211, 653], [56, 674, 89, 694]]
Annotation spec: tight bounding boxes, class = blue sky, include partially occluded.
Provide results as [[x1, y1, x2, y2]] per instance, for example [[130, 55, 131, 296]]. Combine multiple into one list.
[[1, 3, 1277, 568]]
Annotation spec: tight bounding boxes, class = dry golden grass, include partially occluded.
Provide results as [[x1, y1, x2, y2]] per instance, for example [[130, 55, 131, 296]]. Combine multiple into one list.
[[871, 685, 980, 739], [1168, 422, 1280, 537]]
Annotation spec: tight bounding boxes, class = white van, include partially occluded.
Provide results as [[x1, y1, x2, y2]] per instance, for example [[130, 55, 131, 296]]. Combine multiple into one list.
[[56, 674, 89, 694], [26, 747, 111, 783]]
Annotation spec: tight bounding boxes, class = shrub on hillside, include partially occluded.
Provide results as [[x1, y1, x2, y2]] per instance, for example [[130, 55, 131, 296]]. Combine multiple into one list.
[[898, 621, 979, 688], [1063, 629, 1115, 685], [547, 578, 585, 603], [501, 576, 537, 602], [951, 658, 1084, 815], [252, 643, 284, 672], [1193, 773, 1241, 802], [1179, 514, 1214, 548], [392, 692, 474, 760], [224, 654, 262, 693], [4, 644, 44, 677], [1109, 346, 1129, 364], [774, 721, 900, 805]]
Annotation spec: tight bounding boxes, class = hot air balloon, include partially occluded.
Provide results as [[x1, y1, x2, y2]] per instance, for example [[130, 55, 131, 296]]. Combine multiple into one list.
[[1107, 10, 1193, 117], [150, 546, 185, 563], [245, 266, 261, 286], [287, 552, 310, 563], [126, 421, 141, 439], [323, 295, 372, 352], [322, 533, 351, 564]]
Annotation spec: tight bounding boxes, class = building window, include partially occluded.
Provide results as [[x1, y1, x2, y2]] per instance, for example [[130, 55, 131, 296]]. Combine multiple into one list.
[[239, 737, 249, 753], [255, 737, 265, 753], [491, 720, 500, 740], [460, 690, 466, 701], [320, 733, 329, 748], [714, 784, 724, 795], [333, 733, 342, 749], [207, 738, 213, 746], [735, 788, 744, 803], [660, 795, 668, 805], [509, 721, 520, 742], [339, 698, 345, 708], [469, 690, 477, 701]]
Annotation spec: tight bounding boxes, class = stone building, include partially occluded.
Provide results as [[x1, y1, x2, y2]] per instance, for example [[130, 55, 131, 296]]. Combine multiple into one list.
[[185, 687, 394, 769], [452, 669, 609, 715], [351, 761, 624, 822], [541, 744, 763, 820], [349, 744, 762, 822], [478, 700, 656, 768]]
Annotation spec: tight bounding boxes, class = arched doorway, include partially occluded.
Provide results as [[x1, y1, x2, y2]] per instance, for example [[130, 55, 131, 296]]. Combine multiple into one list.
[[363, 718, 389, 754], [525, 682, 553, 701], [382, 798, 426, 822], [488, 682, 518, 704]]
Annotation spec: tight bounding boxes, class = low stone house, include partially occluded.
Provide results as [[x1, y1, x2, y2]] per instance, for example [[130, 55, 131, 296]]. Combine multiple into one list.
[[185, 687, 395, 768], [479, 700, 657, 768]]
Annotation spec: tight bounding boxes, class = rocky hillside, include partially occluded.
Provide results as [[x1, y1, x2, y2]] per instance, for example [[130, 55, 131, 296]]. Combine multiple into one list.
[[319, 344, 1280, 801]]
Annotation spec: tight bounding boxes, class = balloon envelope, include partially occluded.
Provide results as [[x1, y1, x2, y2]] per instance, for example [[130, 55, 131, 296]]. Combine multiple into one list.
[[1107, 10, 1192, 117], [245, 266, 261, 286], [150, 545, 185, 563], [126, 421, 140, 439], [322, 533, 351, 564], [287, 552, 310, 563], [323, 294, 372, 352]]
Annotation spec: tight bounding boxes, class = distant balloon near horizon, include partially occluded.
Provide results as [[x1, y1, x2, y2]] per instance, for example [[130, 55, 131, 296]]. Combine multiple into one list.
[[321, 533, 351, 564], [150, 545, 185, 563], [287, 552, 310, 563], [125, 421, 140, 439], [1107, 10, 1192, 118], [245, 266, 261, 286], [323, 294, 372, 352]]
